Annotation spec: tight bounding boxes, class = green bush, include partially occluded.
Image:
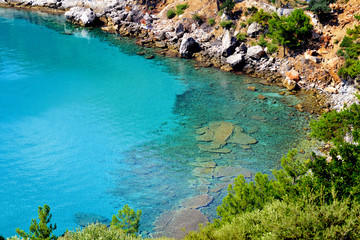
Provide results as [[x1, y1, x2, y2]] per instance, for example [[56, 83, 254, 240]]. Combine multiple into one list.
[[268, 9, 313, 51], [219, 0, 235, 15], [208, 18, 215, 26], [219, 20, 234, 29], [192, 14, 202, 24], [16, 204, 57, 240], [59, 223, 142, 240], [186, 197, 360, 239], [175, 3, 189, 16], [249, 9, 273, 26], [236, 33, 247, 42], [266, 43, 278, 54], [355, 14, 360, 21], [240, 22, 246, 28], [258, 35, 268, 47], [337, 24, 360, 79], [167, 9, 176, 19], [111, 205, 142, 236]]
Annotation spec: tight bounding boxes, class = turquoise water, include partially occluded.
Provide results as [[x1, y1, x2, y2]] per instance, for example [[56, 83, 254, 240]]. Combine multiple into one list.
[[0, 8, 309, 237]]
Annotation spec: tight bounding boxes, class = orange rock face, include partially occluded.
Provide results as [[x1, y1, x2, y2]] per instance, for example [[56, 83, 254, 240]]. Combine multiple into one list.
[[285, 70, 300, 81]]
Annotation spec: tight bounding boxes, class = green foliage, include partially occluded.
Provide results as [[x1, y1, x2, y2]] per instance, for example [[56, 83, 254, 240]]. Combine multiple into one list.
[[249, 9, 273, 26], [307, 0, 334, 17], [207, 18, 215, 26], [166, 9, 176, 19], [186, 197, 360, 240], [337, 24, 360, 80], [175, 3, 189, 16], [0, 236, 5, 240], [236, 33, 247, 42], [111, 205, 142, 236], [219, 0, 235, 14], [266, 43, 278, 54], [246, 6, 258, 15], [192, 14, 202, 24], [355, 14, 360, 21], [16, 204, 57, 240], [219, 20, 234, 29], [240, 22, 246, 28], [268, 9, 313, 50], [59, 223, 142, 240], [258, 35, 267, 47]]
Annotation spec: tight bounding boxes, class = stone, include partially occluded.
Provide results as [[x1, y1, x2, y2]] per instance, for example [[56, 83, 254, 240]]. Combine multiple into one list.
[[192, 167, 213, 177], [65, 7, 96, 27], [74, 212, 110, 227], [324, 86, 338, 94], [153, 208, 208, 239], [190, 160, 217, 168], [282, 78, 298, 91], [247, 86, 256, 91], [145, 54, 155, 59], [155, 41, 167, 48], [246, 45, 266, 60], [213, 166, 252, 178], [211, 121, 234, 142], [239, 43, 248, 53], [226, 53, 245, 67], [175, 22, 185, 37], [227, 126, 257, 145], [179, 35, 200, 58], [257, 94, 267, 100], [221, 30, 237, 57], [247, 22, 263, 38], [285, 70, 300, 81], [196, 185, 209, 194], [180, 194, 213, 209]]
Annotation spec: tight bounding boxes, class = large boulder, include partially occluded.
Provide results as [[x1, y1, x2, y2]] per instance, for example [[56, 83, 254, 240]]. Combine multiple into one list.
[[246, 45, 266, 60], [247, 22, 262, 38], [226, 53, 245, 67], [65, 7, 96, 26], [282, 77, 298, 90], [285, 70, 300, 81], [179, 35, 200, 58], [221, 30, 237, 57]]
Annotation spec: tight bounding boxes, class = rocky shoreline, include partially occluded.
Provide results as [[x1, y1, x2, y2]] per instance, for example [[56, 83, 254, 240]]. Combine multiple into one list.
[[0, 0, 358, 112]]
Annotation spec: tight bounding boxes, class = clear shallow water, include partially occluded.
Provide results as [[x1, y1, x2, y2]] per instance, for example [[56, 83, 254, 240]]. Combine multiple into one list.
[[0, 8, 309, 237]]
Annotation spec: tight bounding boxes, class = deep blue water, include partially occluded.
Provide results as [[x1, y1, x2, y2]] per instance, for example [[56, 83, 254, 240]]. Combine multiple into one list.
[[0, 8, 310, 237]]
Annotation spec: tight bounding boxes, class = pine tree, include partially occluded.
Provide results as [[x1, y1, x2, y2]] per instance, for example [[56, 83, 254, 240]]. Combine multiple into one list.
[[16, 204, 57, 240], [110, 205, 142, 236]]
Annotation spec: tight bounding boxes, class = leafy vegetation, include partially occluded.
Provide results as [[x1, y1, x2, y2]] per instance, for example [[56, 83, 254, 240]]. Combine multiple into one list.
[[268, 9, 313, 54], [111, 205, 142, 236], [219, 20, 234, 29], [59, 223, 143, 240], [248, 9, 273, 26], [192, 14, 203, 24], [166, 9, 176, 19], [337, 24, 360, 80], [307, 0, 336, 20], [207, 18, 215, 26], [219, 0, 235, 15], [175, 3, 189, 16], [266, 43, 278, 54], [236, 33, 247, 42], [16, 204, 57, 240]]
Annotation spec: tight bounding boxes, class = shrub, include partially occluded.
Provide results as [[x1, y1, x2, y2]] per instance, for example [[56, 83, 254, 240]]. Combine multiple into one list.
[[175, 3, 189, 16], [355, 14, 360, 21], [111, 205, 142, 236], [192, 14, 203, 24], [219, 0, 235, 15], [249, 9, 273, 26], [236, 33, 247, 42], [186, 198, 360, 239], [208, 18, 215, 26], [258, 35, 268, 47], [59, 223, 142, 240], [167, 9, 176, 19], [16, 204, 57, 240], [219, 20, 234, 29], [240, 22, 247, 28], [266, 43, 278, 54]]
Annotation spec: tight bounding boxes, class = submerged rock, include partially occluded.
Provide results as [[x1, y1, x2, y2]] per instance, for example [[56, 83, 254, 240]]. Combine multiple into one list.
[[213, 166, 252, 178], [153, 208, 209, 239], [74, 212, 110, 227], [180, 194, 213, 209]]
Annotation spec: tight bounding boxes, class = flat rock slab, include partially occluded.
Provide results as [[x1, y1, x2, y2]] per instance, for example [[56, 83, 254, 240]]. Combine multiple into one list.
[[213, 166, 252, 178], [190, 160, 217, 168], [192, 167, 214, 178], [153, 208, 209, 239], [180, 194, 213, 209], [227, 125, 257, 145]]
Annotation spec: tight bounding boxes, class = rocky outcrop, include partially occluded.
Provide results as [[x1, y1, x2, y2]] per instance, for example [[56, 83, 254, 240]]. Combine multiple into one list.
[[247, 22, 262, 38], [246, 45, 266, 60], [65, 7, 96, 26], [226, 53, 245, 67], [221, 30, 237, 57], [179, 35, 200, 58]]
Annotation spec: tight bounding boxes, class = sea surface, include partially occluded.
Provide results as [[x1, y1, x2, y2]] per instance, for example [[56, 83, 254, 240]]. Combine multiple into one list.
[[0, 8, 310, 237]]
